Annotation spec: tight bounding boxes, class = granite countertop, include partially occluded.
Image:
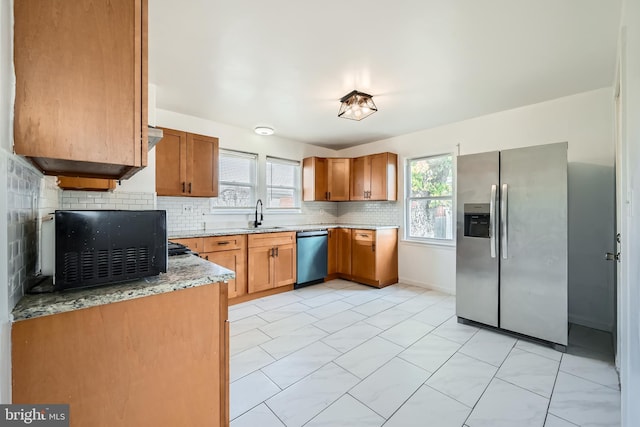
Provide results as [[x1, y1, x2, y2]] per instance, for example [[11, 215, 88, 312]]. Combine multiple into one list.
[[12, 255, 235, 322], [170, 224, 400, 239]]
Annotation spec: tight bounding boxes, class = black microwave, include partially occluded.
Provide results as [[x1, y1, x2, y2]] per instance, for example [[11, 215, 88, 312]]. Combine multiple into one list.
[[41, 210, 168, 291]]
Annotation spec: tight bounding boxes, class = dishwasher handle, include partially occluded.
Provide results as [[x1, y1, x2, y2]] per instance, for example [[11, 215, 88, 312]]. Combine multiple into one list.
[[296, 230, 329, 238]]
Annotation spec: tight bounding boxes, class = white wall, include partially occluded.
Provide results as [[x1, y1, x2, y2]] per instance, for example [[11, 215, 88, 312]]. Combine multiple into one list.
[[338, 88, 616, 331], [619, 0, 640, 424], [0, 0, 13, 404]]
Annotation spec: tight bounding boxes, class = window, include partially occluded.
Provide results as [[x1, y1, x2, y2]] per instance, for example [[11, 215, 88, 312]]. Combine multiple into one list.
[[406, 154, 454, 241], [211, 149, 257, 208], [266, 157, 301, 209]]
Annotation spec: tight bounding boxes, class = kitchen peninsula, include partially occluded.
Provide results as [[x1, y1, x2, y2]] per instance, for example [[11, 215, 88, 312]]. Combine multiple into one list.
[[11, 255, 233, 427]]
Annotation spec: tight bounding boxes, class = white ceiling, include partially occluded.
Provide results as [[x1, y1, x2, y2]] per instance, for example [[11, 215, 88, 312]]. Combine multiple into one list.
[[149, 1, 622, 149]]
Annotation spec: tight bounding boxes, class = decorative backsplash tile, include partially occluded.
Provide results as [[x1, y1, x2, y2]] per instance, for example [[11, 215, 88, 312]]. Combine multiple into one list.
[[61, 191, 156, 210], [337, 201, 402, 226]]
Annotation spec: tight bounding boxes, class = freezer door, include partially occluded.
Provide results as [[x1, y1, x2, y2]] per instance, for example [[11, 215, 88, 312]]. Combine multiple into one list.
[[499, 142, 568, 345], [456, 151, 499, 327]]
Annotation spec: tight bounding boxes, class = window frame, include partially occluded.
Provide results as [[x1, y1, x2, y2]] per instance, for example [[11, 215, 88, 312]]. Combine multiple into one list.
[[265, 156, 302, 211], [404, 152, 455, 245], [210, 148, 258, 212]]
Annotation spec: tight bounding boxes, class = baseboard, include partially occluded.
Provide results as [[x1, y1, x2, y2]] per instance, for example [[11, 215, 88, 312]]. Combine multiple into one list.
[[569, 313, 613, 332], [398, 277, 455, 295]]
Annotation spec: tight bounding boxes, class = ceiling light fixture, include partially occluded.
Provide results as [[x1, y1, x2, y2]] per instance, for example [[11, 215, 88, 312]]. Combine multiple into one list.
[[338, 90, 377, 121], [254, 126, 274, 136]]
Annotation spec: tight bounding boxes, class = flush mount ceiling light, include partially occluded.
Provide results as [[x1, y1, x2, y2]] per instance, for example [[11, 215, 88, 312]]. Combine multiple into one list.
[[254, 126, 274, 136], [338, 90, 378, 121]]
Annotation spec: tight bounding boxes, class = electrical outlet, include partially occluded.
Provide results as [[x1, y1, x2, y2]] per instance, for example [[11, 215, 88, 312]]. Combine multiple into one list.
[[182, 204, 194, 214]]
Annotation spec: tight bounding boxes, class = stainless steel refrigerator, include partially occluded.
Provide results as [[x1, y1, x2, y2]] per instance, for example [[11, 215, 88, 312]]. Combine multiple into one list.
[[456, 142, 568, 347]]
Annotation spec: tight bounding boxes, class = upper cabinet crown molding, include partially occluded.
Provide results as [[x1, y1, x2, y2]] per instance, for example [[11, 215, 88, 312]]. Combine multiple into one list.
[[13, 0, 148, 180], [302, 153, 397, 202]]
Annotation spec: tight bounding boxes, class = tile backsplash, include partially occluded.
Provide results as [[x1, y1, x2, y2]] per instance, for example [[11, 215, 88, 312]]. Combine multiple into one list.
[[337, 201, 402, 226], [61, 191, 156, 210]]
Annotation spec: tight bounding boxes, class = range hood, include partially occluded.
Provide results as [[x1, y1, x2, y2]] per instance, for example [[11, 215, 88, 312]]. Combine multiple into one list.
[[148, 127, 163, 150]]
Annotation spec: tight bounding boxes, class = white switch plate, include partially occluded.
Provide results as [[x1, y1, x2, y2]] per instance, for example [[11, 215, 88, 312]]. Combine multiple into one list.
[[182, 204, 193, 214]]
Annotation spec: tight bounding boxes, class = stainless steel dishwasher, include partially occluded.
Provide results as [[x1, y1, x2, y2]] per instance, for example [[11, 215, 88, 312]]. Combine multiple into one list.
[[295, 230, 328, 288]]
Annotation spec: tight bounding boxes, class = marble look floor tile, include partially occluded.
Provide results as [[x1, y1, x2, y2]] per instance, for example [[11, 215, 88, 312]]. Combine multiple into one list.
[[560, 353, 619, 389], [349, 357, 430, 418], [497, 348, 559, 398], [322, 322, 383, 353], [261, 341, 340, 388], [333, 284, 378, 298], [230, 371, 281, 420], [230, 346, 276, 382], [305, 394, 384, 427], [431, 316, 479, 344], [426, 353, 497, 408], [313, 310, 367, 333], [459, 329, 517, 366], [266, 363, 359, 427], [544, 414, 578, 427], [341, 291, 385, 308], [252, 292, 304, 311], [516, 339, 563, 362], [549, 372, 620, 427], [293, 284, 334, 299], [230, 315, 269, 337], [379, 319, 434, 348], [435, 295, 457, 310], [467, 378, 549, 427], [260, 325, 328, 360], [380, 294, 413, 304], [306, 300, 354, 319], [412, 304, 455, 327], [384, 385, 471, 427], [230, 403, 284, 427], [258, 313, 317, 338], [323, 279, 357, 290], [256, 302, 311, 323], [231, 329, 272, 356], [398, 333, 461, 373], [568, 324, 614, 358], [334, 336, 404, 379], [351, 298, 397, 316], [395, 291, 447, 313], [363, 307, 414, 330], [228, 303, 264, 322], [299, 291, 345, 308]]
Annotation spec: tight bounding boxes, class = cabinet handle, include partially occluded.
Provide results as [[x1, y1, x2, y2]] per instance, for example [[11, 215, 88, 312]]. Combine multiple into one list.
[[328, 191, 331, 200], [359, 233, 369, 237], [372, 243, 376, 252], [275, 247, 279, 257], [270, 248, 274, 257], [217, 241, 230, 245], [189, 182, 192, 193], [182, 182, 186, 193], [205, 255, 209, 260], [325, 191, 328, 200]]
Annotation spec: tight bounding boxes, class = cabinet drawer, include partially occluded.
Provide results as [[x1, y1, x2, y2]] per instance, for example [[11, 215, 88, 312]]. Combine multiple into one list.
[[204, 235, 246, 252], [248, 232, 296, 248], [353, 230, 375, 242], [171, 238, 204, 252]]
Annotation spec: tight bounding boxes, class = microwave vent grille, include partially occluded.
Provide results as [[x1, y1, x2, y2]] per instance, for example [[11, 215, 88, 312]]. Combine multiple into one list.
[[97, 250, 109, 278], [63, 252, 80, 283]]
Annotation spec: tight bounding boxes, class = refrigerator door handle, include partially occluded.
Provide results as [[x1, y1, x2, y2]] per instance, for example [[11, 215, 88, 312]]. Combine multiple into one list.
[[501, 183, 508, 259], [490, 184, 498, 258]]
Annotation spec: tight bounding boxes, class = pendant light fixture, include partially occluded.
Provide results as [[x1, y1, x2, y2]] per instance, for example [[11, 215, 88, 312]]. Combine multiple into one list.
[[337, 90, 377, 121]]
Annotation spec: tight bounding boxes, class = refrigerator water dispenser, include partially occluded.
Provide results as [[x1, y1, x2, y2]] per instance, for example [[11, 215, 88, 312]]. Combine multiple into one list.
[[464, 203, 490, 238]]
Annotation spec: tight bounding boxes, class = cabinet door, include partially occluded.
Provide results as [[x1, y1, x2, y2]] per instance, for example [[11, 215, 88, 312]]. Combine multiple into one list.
[[327, 229, 338, 275], [205, 250, 246, 299], [14, 0, 146, 178], [188, 133, 219, 197], [350, 156, 369, 201], [57, 177, 116, 191], [352, 230, 376, 281], [327, 158, 350, 201], [170, 238, 204, 252], [368, 153, 389, 200], [248, 246, 274, 293], [274, 243, 296, 287], [302, 157, 328, 201], [337, 228, 352, 275], [156, 128, 188, 196]]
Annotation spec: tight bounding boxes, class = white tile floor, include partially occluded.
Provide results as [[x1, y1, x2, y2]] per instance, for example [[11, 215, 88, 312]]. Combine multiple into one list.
[[229, 280, 620, 427]]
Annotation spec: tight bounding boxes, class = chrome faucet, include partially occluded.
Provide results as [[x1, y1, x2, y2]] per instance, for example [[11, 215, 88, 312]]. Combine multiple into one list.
[[254, 199, 263, 228]]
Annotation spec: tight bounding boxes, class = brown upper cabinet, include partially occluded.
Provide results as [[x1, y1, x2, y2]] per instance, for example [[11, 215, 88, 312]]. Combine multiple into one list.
[[13, 0, 148, 180], [57, 177, 117, 192], [350, 153, 398, 201], [302, 157, 350, 201], [155, 128, 219, 197]]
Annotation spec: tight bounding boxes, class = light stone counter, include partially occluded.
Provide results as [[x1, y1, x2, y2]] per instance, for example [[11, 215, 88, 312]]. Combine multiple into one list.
[[170, 224, 399, 239], [12, 255, 235, 322]]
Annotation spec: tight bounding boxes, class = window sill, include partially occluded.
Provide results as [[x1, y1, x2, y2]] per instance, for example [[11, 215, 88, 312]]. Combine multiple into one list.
[[265, 208, 302, 214], [401, 238, 456, 249], [209, 208, 254, 215]]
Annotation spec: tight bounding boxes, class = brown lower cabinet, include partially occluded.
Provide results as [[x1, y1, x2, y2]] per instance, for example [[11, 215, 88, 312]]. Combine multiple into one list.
[[248, 232, 296, 293], [12, 284, 229, 427], [201, 235, 247, 299], [350, 228, 398, 288]]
